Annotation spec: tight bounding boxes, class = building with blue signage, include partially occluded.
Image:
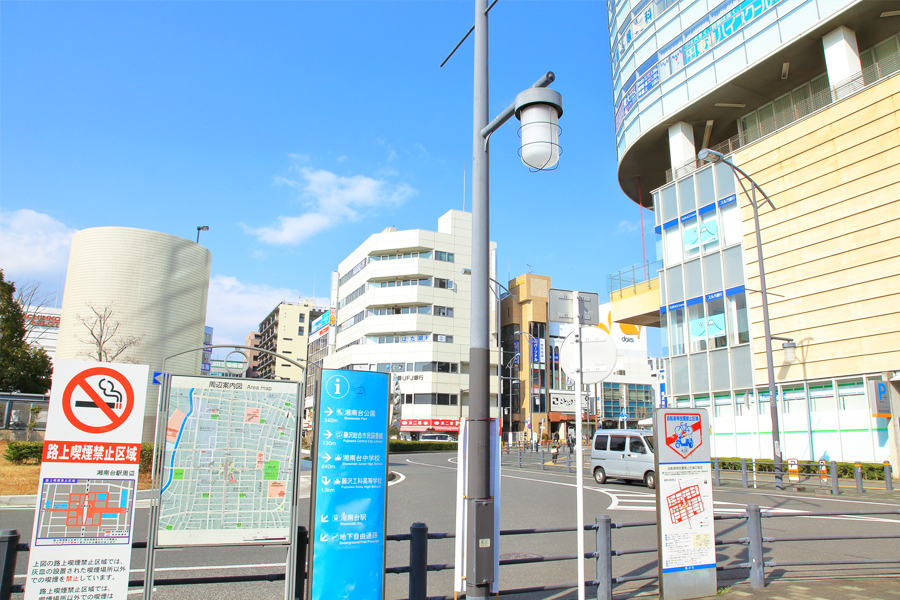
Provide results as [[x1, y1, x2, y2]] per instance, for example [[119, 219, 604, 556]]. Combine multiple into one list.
[[322, 210, 499, 438], [607, 0, 900, 469]]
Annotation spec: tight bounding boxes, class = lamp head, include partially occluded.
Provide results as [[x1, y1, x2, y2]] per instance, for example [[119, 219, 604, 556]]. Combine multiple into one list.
[[697, 148, 724, 163], [515, 88, 563, 171], [782, 341, 797, 364], [198, 225, 210, 232]]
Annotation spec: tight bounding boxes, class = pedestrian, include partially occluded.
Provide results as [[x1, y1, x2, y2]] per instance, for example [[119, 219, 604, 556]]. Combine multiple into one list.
[[550, 434, 560, 464]]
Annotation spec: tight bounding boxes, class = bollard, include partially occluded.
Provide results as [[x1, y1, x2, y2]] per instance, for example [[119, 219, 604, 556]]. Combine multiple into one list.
[[567, 454, 571, 474], [518, 447, 522, 468], [855, 462, 864, 493], [741, 458, 748, 488], [541, 450, 545, 470], [831, 460, 840, 496], [294, 526, 308, 600], [746, 505, 765, 589], [714, 458, 721, 486], [595, 516, 612, 600], [884, 462, 893, 492], [1, 529, 20, 600], [409, 522, 428, 600]]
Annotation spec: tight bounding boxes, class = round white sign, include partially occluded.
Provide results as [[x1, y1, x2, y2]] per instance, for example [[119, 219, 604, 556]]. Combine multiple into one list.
[[558, 326, 618, 385]]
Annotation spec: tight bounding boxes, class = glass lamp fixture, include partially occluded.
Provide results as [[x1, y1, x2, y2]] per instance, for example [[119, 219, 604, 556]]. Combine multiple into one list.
[[515, 88, 563, 170]]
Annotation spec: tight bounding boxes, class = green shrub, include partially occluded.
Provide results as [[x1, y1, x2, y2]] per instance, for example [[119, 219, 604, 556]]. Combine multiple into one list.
[[388, 440, 457, 452], [713, 457, 889, 480], [3, 441, 44, 464], [140, 443, 154, 473]]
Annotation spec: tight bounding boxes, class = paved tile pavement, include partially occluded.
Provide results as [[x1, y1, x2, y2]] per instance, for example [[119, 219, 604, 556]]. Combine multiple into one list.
[[721, 577, 900, 600]]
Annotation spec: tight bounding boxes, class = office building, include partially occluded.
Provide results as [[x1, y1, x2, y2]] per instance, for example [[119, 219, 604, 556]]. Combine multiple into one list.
[[257, 300, 325, 381], [322, 210, 499, 438], [500, 273, 657, 443], [244, 331, 261, 373], [606, 0, 900, 466], [23, 306, 61, 360]]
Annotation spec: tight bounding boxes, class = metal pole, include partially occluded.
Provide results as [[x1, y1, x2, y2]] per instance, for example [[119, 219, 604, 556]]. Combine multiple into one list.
[[741, 458, 748, 488], [714, 458, 721, 486], [855, 462, 864, 493], [573, 291, 586, 600], [567, 453, 571, 474], [409, 522, 429, 600], [831, 460, 840, 495], [467, 0, 492, 596], [595, 516, 612, 600], [0, 529, 19, 600], [746, 505, 765, 588], [886, 462, 893, 492], [294, 526, 308, 600], [726, 160, 783, 491]]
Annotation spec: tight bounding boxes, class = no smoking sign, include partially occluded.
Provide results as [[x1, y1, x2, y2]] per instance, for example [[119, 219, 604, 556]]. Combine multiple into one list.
[[62, 366, 135, 433], [46, 360, 149, 442]]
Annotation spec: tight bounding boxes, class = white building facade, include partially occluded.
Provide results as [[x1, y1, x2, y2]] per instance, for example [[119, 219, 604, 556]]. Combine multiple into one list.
[[323, 210, 499, 437], [24, 306, 61, 360]]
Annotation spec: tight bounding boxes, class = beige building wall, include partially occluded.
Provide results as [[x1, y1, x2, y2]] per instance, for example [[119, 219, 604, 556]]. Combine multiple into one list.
[[56, 227, 211, 441], [732, 74, 900, 386], [257, 300, 317, 382]]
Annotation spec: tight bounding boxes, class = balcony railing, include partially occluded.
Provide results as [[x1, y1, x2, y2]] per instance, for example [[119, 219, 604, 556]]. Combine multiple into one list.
[[608, 259, 662, 300], [665, 52, 900, 183]]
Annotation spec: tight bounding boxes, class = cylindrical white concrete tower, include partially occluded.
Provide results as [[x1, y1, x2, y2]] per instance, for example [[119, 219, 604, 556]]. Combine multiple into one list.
[[56, 227, 211, 441]]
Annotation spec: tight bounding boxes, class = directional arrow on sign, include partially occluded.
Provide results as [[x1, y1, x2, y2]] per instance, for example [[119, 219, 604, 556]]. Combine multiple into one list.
[[320, 533, 328, 542], [322, 453, 332, 462], [332, 534, 338, 541], [321, 515, 329, 523], [321, 476, 330, 485], [324, 430, 332, 439], [325, 407, 333, 416]]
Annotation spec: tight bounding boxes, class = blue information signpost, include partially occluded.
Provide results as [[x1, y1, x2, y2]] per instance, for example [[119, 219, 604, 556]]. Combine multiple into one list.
[[309, 369, 390, 599]]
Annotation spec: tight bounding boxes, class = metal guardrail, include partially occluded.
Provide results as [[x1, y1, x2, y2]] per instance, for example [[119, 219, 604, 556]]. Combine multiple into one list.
[[608, 260, 662, 298], [711, 457, 895, 494]]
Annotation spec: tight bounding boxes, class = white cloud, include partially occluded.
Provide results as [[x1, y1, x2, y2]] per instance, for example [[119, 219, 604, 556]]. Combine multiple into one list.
[[205, 274, 328, 348], [245, 167, 415, 245], [616, 220, 639, 234], [0, 209, 76, 282]]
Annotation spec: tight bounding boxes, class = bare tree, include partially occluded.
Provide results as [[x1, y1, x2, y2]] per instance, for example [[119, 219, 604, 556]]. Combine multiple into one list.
[[76, 303, 142, 363], [14, 280, 58, 344]]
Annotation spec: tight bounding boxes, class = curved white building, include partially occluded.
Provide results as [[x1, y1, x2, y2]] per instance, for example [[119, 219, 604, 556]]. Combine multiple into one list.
[[56, 227, 211, 440], [608, 0, 900, 467]]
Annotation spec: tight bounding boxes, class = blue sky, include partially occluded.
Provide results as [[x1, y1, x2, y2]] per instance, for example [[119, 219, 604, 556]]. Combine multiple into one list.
[[1, 1, 660, 355]]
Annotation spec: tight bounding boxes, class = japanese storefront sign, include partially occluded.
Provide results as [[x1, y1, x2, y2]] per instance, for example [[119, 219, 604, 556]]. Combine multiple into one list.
[[309, 369, 389, 599], [654, 408, 716, 600], [25, 360, 149, 600]]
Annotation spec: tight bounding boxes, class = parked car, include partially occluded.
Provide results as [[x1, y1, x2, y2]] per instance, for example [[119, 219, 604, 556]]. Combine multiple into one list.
[[419, 433, 457, 443], [590, 429, 655, 489]]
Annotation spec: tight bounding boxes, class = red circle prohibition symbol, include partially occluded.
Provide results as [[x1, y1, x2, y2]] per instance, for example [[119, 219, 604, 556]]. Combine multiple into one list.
[[62, 367, 135, 434]]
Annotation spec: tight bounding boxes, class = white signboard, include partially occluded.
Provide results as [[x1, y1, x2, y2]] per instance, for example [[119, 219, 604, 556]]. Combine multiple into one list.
[[549, 391, 591, 414], [25, 360, 149, 600], [157, 375, 300, 546]]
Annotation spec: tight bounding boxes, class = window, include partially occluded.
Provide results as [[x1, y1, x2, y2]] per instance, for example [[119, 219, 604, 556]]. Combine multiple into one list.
[[688, 303, 706, 352], [669, 306, 686, 355], [682, 216, 700, 260], [299, 314, 305, 323], [435, 306, 454, 317], [661, 184, 677, 222], [339, 257, 368, 286], [435, 251, 454, 262], [629, 438, 646, 454], [700, 210, 719, 253], [339, 284, 366, 308], [721, 202, 741, 247], [664, 223, 683, 265], [727, 293, 749, 345], [678, 176, 696, 214], [707, 297, 727, 348], [609, 436, 627, 452], [435, 278, 453, 289], [298, 326, 305, 336]]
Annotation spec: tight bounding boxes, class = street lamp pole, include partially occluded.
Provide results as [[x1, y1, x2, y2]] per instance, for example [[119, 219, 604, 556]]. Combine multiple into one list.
[[698, 148, 784, 490], [196, 225, 209, 243]]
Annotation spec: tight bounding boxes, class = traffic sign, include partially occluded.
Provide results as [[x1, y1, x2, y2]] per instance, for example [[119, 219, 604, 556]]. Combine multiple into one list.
[[61, 366, 136, 434], [619, 412, 628, 421], [558, 326, 617, 385]]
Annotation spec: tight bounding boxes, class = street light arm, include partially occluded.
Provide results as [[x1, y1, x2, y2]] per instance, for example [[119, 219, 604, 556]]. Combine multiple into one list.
[[480, 72, 556, 139], [723, 158, 776, 211]]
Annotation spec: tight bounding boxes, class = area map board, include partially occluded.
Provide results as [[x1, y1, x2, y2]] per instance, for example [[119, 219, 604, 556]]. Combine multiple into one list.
[[309, 369, 389, 600], [157, 375, 300, 546], [25, 360, 149, 600], [654, 408, 716, 600]]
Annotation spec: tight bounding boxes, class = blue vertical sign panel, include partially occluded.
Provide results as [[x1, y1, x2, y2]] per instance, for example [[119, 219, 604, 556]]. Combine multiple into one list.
[[311, 369, 389, 599], [531, 338, 540, 364]]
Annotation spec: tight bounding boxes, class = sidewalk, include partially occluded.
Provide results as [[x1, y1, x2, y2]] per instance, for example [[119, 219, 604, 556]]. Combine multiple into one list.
[[722, 576, 900, 599]]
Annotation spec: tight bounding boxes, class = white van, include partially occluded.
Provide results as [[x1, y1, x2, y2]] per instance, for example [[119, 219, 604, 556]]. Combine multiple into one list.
[[420, 433, 457, 443], [590, 429, 656, 489]]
